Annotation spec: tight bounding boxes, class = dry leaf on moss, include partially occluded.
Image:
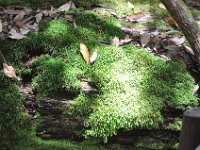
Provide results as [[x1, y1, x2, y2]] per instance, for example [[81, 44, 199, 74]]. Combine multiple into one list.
[[90, 51, 98, 63], [80, 43, 90, 64], [128, 1, 135, 9], [112, 36, 120, 47], [159, 3, 166, 10], [2, 63, 16, 78]]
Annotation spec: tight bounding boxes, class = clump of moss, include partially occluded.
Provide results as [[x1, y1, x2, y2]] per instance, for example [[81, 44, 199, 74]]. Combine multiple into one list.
[[68, 94, 98, 117], [165, 118, 182, 131], [31, 55, 86, 98], [76, 12, 123, 41], [78, 45, 197, 142], [73, 0, 103, 7], [0, 0, 69, 9]]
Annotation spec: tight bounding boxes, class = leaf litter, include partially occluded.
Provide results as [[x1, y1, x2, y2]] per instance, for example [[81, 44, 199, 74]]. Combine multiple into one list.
[[0, 1, 76, 39], [0, 1, 198, 81]]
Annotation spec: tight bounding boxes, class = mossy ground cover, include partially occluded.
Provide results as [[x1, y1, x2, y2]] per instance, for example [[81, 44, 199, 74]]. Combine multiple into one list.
[[0, 0, 199, 149], [13, 133, 179, 150]]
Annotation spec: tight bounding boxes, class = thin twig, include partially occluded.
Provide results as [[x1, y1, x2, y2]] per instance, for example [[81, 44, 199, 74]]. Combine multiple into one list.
[[0, 50, 7, 63]]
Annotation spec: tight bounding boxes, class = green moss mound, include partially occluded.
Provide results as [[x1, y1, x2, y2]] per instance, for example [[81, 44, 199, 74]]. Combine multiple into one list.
[[32, 55, 86, 98], [31, 44, 197, 142], [71, 46, 197, 141], [0, 2, 196, 143]]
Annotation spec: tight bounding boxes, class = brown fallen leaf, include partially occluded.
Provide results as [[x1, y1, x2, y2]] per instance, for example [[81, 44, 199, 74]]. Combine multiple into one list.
[[140, 32, 150, 47], [112, 36, 120, 47], [165, 17, 178, 27], [14, 11, 26, 27], [128, 1, 135, 9], [80, 43, 90, 64], [119, 38, 132, 45], [58, 1, 76, 12], [42, 10, 49, 16], [168, 36, 185, 46], [3, 8, 21, 15], [126, 12, 144, 22], [0, 20, 2, 33], [26, 23, 39, 32], [2, 63, 16, 78], [8, 29, 26, 40], [90, 51, 98, 63], [126, 13, 156, 23], [136, 14, 157, 23], [35, 12, 43, 23], [184, 45, 195, 56], [64, 15, 74, 21], [20, 26, 31, 35], [14, 11, 26, 22], [159, 3, 166, 10], [73, 20, 78, 29]]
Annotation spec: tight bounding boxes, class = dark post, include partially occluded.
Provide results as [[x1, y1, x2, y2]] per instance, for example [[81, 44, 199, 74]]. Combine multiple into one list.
[[180, 108, 200, 150]]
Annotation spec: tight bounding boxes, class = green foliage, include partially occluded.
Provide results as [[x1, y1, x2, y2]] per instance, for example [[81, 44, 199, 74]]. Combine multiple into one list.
[[32, 55, 86, 98]]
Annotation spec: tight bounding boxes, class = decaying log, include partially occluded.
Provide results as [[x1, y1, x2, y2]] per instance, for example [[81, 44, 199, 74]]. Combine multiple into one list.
[[35, 96, 85, 140], [36, 116, 85, 140]]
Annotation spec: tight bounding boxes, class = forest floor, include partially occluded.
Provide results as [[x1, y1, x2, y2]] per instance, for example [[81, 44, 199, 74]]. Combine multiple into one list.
[[1, 0, 200, 150]]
